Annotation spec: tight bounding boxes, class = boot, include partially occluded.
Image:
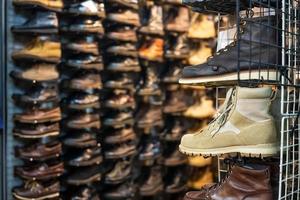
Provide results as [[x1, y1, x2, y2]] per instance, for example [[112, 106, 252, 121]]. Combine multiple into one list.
[[138, 67, 161, 96], [180, 87, 278, 157], [165, 34, 190, 59], [181, 16, 279, 84], [139, 38, 164, 62], [188, 14, 216, 39], [184, 164, 273, 200], [188, 42, 212, 65], [139, 5, 164, 35], [140, 167, 164, 196], [166, 7, 189, 32]]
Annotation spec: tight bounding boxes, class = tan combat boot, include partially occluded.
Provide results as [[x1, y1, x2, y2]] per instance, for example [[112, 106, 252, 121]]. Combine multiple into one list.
[[180, 86, 278, 157]]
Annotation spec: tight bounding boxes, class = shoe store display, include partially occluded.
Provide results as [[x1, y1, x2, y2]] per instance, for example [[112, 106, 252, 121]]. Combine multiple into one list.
[[105, 144, 136, 159], [106, 43, 138, 57], [163, 64, 182, 83], [11, 11, 58, 33], [188, 42, 212, 65], [136, 105, 163, 127], [139, 139, 161, 160], [164, 149, 187, 166], [139, 5, 164, 35], [104, 93, 135, 109], [71, 187, 100, 200], [166, 171, 187, 193], [163, 120, 185, 141], [183, 96, 215, 119], [104, 74, 134, 90], [109, 0, 138, 10], [165, 34, 190, 59], [105, 160, 132, 184], [103, 112, 134, 127], [104, 183, 137, 199], [61, 18, 104, 34], [187, 167, 213, 190], [138, 67, 161, 96], [163, 90, 191, 113]]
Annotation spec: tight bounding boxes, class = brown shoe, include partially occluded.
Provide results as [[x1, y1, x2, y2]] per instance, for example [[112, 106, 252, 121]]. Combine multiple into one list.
[[67, 93, 100, 110], [184, 164, 273, 200], [105, 94, 135, 109], [139, 5, 164, 35], [12, 86, 58, 104], [65, 36, 99, 55], [69, 73, 102, 90], [105, 144, 136, 159], [106, 43, 138, 57], [107, 9, 140, 26], [140, 167, 164, 196], [11, 64, 59, 82], [16, 142, 62, 161], [105, 127, 136, 144], [12, 37, 61, 63], [106, 26, 137, 42], [13, 0, 63, 11], [13, 123, 59, 138], [67, 113, 101, 129], [105, 161, 132, 184], [137, 105, 163, 127], [68, 147, 102, 167], [13, 181, 60, 200], [139, 38, 164, 62], [14, 107, 61, 123], [165, 6, 189, 32], [64, 132, 98, 148], [164, 149, 187, 166], [15, 162, 64, 180]]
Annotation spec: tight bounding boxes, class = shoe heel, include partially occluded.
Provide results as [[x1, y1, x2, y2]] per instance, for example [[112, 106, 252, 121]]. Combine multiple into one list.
[[246, 192, 273, 200]]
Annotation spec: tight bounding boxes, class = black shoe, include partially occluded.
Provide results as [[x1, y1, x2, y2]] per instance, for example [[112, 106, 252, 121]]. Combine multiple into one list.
[[68, 147, 103, 167], [71, 187, 100, 200], [65, 55, 103, 71], [67, 166, 101, 185], [66, 0, 105, 18], [64, 132, 99, 148], [180, 16, 279, 85], [61, 18, 104, 34], [103, 112, 134, 127], [107, 58, 141, 72], [11, 11, 58, 33]]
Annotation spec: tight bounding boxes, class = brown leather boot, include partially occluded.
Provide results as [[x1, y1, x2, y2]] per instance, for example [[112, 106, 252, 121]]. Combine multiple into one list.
[[184, 164, 273, 200]]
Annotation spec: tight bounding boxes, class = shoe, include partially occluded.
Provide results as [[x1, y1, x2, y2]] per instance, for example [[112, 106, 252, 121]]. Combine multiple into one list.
[[137, 105, 163, 127], [105, 144, 136, 159], [163, 120, 184, 141], [138, 67, 161, 96], [188, 42, 212, 65], [165, 6, 189, 32], [66, 93, 100, 110], [13, 123, 59, 138], [139, 38, 164, 62], [163, 64, 182, 83], [12, 0, 63, 11], [188, 156, 212, 167], [105, 128, 136, 144], [67, 166, 101, 185], [104, 183, 137, 199], [184, 164, 273, 200], [165, 34, 190, 59], [181, 17, 279, 84], [14, 107, 61, 123], [105, 160, 131, 184], [71, 187, 100, 200], [104, 74, 134, 90], [163, 90, 190, 113], [12, 38, 61, 63], [69, 73, 102, 90], [107, 58, 141, 72], [164, 0, 182, 5], [66, 55, 103, 71], [64, 132, 98, 148], [105, 94, 135, 109], [15, 162, 64, 180], [183, 0, 279, 14], [106, 26, 137, 42], [180, 87, 279, 157], [16, 141, 62, 161], [106, 43, 138, 57], [107, 9, 140, 26], [109, 0, 138, 9], [188, 13, 216, 39], [139, 139, 161, 160], [11, 11, 58, 33], [66, 0, 105, 17], [61, 18, 104, 34], [103, 112, 134, 127], [67, 113, 101, 129], [139, 5, 164, 35], [65, 36, 99, 55], [11, 64, 59, 82], [68, 147, 102, 166], [13, 181, 60, 200], [140, 167, 164, 196], [183, 96, 215, 119], [12, 86, 59, 104], [164, 149, 187, 166], [166, 172, 187, 193], [187, 167, 213, 190]]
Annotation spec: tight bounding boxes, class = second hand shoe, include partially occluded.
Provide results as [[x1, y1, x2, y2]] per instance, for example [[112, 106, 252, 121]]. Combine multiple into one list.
[[184, 164, 273, 200], [12, 0, 63, 11], [181, 17, 279, 84], [12, 37, 61, 63], [179, 87, 279, 157]]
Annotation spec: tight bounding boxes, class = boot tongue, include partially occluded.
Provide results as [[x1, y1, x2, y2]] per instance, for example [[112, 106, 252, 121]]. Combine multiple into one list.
[[236, 86, 272, 99]]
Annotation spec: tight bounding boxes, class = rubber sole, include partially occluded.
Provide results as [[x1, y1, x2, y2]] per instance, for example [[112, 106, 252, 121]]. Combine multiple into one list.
[[179, 143, 279, 157], [14, 131, 59, 139], [13, 192, 59, 200], [14, 116, 61, 124], [179, 70, 279, 84]]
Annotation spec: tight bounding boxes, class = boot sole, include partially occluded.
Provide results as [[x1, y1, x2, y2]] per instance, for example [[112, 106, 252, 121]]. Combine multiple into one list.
[[14, 116, 61, 124], [14, 131, 59, 139], [179, 143, 279, 157], [13, 192, 59, 200], [179, 70, 279, 85]]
